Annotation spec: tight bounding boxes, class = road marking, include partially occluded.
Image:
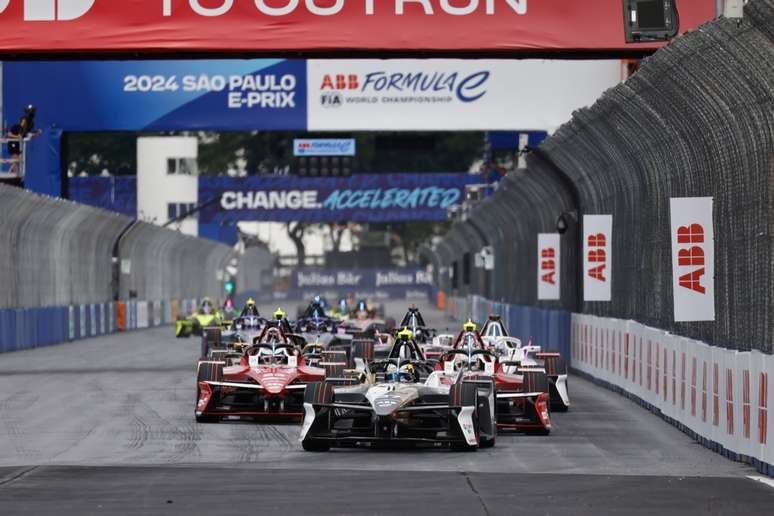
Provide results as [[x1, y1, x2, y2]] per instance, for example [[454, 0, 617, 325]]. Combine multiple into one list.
[[747, 475, 774, 490]]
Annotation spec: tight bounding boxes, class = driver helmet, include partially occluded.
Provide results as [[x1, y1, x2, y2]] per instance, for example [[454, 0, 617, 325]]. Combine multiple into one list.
[[463, 319, 477, 333], [399, 363, 418, 383], [397, 327, 413, 342], [224, 298, 234, 311], [200, 297, 214, 315], [274, 308, 286, 321], [243, 298, 260, 317]]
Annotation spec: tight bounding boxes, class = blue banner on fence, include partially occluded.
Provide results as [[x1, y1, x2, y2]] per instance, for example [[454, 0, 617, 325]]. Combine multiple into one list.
[[199, 174, 478, 223], [4, 59, 306, 131], [68, 177, 137, 218]]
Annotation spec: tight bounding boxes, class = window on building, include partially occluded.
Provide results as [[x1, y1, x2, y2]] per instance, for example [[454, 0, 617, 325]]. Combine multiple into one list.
[[167, 158, 198, 176], [167, 203, 198, 221]]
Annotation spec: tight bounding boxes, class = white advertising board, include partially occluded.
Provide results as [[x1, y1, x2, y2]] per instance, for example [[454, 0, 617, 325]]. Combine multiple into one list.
[[537, 233, 561, 301], [670, 197, 715, 322], [307, 59, 621, 131], [583, 215, 613, 302]]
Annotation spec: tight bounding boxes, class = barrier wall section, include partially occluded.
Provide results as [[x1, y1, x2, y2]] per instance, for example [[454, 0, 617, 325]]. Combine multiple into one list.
[[435, 1, 774, 352], [0, 184, 235, 352]]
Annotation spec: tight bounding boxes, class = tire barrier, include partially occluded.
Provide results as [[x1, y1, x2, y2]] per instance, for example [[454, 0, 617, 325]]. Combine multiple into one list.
[[573, 313, 774, 476]]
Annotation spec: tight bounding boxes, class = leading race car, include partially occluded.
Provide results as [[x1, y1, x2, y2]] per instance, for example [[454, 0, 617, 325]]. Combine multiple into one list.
[[481, 314, 570, 412], [300, 328, 496, 451], [195, 320, 326, 422], [434, 320, 552, 435], [176, 297, 222, 338]]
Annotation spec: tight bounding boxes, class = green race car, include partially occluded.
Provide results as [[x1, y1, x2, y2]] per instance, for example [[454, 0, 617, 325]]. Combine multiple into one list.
[[176, 298, 223, 338]]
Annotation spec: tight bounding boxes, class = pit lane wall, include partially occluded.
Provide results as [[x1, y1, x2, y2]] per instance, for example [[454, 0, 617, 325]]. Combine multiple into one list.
[[573, 313, 773, 476], [0, 183, 231, 353]]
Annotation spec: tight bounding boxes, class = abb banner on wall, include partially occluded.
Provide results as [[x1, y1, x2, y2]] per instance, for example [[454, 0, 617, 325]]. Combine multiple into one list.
[[307, 59, 620, 131], [0, 1, 715, 54], [670, 197, 715, 322], [583, 215, 612, 302], [537, 233, 560, 301]]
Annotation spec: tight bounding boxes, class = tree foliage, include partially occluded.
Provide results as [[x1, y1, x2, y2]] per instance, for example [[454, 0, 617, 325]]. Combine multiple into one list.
[[64, 131, 485, 176]]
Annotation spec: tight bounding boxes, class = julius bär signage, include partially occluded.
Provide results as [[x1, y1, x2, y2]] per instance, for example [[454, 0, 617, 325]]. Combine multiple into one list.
[[0, 1, 715, 53], [583, 215, 612, 302], [670, 197, 715, 322]]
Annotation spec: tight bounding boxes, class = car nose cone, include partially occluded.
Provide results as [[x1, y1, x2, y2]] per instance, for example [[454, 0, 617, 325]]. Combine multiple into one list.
[[373, 395, 402, 416]]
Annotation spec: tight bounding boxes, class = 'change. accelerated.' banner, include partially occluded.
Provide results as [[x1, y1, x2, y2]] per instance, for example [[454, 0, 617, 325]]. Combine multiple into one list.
[[199, 174, 480, 223]]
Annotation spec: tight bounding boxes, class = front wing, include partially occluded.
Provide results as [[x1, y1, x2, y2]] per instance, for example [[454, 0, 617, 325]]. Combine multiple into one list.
[[300, 401, 477, 448], [197, 380, 308, 420]]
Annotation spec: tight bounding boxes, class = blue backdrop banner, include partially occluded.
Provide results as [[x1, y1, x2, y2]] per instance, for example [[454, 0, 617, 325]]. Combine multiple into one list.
[[199, 174, 480, 223], [68, 177, 137, 218], [4, 59, 307, 131]]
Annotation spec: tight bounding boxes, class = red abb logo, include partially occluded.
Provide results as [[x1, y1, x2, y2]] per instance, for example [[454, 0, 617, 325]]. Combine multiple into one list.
[[0, 0, 96, 21], [677, 223, 706, 294], [321, 74, 360, 91], [587, 233, 607, 282], [541, 247, 556, 285]]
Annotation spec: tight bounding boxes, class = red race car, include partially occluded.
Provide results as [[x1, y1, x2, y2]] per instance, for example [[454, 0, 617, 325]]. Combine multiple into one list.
[[195, 323, 327, 422], [431, 321, 552, 435]]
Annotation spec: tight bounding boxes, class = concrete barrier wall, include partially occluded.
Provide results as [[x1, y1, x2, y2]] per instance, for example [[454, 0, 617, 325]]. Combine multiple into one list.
[[573, 313, 773, 476], [0, 298, 197, 353]]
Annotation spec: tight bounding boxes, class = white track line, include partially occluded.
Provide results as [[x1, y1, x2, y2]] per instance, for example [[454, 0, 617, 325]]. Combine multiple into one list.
[[747, 476, 774, 490]]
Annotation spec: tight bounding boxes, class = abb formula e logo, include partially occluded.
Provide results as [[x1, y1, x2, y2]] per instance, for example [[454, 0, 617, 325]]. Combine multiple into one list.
[[0, 0, 95, 20]]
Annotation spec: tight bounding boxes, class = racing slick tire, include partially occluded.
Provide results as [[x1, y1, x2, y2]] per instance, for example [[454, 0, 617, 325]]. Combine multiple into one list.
[[195, 361, 223, 423], [476, 377, 497, 449], [384, 317, 397, 332], [201, 327, 222, 359], [449, 382, 480, 451], [302, 382, 333, 452], [351, 339, 374, 364]]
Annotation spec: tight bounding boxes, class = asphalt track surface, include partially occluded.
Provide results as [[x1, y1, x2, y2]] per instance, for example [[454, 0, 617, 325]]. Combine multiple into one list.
[[0, 301, 772, 515]]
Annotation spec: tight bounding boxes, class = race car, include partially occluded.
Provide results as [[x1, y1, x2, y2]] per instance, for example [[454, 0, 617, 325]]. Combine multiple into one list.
[[481, 314, 570, 412], [294, 298, 356, 364], [175, 297, 222, 338], [337, 303, 395, 360], [300, 328, 496, 451], [195, 321, 327, 422], [434, 320, 553, 434], [397, 306, 436, 345]]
